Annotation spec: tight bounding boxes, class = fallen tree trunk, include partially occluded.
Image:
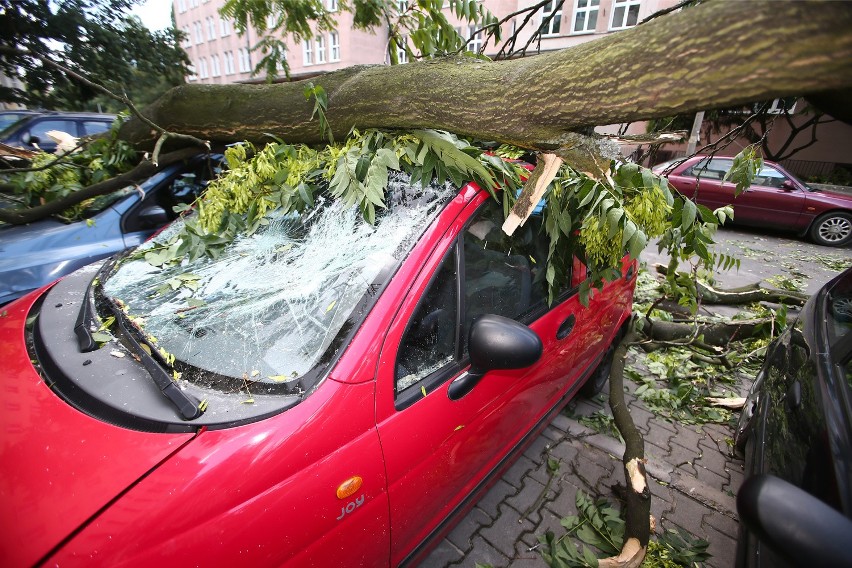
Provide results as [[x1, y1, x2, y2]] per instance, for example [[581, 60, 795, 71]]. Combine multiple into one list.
[[119, 1, 852, 151], [697, 281, 808, 306], [603, 322, 650, 567], [646, 319, 765, 347]]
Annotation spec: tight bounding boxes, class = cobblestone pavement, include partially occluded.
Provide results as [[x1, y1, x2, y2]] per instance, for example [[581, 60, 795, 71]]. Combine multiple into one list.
[[421, 350, 745, 568]]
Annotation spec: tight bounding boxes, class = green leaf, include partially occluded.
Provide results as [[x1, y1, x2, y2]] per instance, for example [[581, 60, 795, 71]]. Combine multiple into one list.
[[681, 198, 697, 230]]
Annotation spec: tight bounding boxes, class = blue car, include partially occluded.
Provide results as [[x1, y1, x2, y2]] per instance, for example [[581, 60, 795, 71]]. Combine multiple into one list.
[[0, 155, 221, 305]]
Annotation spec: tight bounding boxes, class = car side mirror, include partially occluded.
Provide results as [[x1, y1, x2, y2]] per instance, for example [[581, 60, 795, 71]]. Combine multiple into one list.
[[737, 474, 852, 566], [136, 205, 170, 229], [447, 314, 542, 401], [22, 133, 38, 146], [781, 180, 797, 191]]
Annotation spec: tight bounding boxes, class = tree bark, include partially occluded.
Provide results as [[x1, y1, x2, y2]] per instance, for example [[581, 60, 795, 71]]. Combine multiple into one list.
[[119, 1, 852, 151], [604, 323, 650, 567]]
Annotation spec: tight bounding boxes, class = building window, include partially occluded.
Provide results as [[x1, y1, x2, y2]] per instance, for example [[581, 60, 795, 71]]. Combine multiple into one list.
[[328, 0, 338, 11], [177, 0, 186, 13], [303, 40, 313, 65], [329, 32, 340, 61], [198, 57, 208, 79], [189, 0, 198, 8], [540, 0, 562, 36], [316, 35, 326, 63], [572, 0, 599, 33], [238, 47, 252, 72], [187, 62, 197, 81], [206, 16, 216, 40], [220, 18, 231, 37], [466, 25, 483, 53], [193, 21, 203, 44], [396, 36, 408, 63], [224, 51, 235, 74], [211, 53, 221, 76], [610, 0, 640, 30], [181, 25, 192, 48]]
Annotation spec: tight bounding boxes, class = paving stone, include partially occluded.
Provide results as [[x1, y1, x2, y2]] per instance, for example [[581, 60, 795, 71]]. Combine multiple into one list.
[[523, 436, 552, 465], [569, 451, 615, 493], [671, 425, 706, 450], [522, 506, 566, 549], [547, 438, 580, 463], [480, 503, 537, 557], [463, 535, 511, 568], [549, 412, 573, 433], [668, 441, 702, 468], [702, 510, 739, 540], [527, 462, 553, 487], [511, 541, 548, 567], [502, 455, 537, 489], [702, 524, 739, 568], [539, 425, 564, 443], [643, 423, 674, 449], [446, 506, 491, 552], [506, 477, 547, 521], [420, 538, 464, 567], [694, 446, 731, 474], [477, 479, 517, 520], [694, 464, 729, 493], [665, 493, 710, 538]]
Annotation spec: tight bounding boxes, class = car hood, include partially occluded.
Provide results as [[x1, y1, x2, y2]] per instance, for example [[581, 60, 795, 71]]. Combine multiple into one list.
[[0, 293, 196, 568]]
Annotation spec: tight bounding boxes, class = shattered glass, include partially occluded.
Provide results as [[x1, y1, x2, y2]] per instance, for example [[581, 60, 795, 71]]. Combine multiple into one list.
[[103, 172, 456, 392]]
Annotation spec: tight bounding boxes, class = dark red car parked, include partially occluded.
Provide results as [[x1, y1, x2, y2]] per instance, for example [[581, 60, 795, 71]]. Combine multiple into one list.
[[0, 171, 635, 567], [653, 156, 852, 247]]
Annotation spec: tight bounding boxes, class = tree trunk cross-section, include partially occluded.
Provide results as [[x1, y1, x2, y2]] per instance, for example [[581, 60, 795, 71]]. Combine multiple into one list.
[[120, 1, 852, 151]]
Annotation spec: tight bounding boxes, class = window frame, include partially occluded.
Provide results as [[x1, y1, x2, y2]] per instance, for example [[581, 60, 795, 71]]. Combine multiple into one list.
[[330, 32, 341, 61], [571, 0, 599, 34], [393, 195, 578, 410], [540, 0, 563, 37], [609, 0, 641, 31], [303, 40, 314, 65]]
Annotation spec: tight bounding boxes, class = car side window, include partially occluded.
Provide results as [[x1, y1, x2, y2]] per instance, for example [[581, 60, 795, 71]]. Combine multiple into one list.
[[752, 166, 790, 188], [461, 198, 549, 352], [26, 119, 77, 147], [82, 121, 112, 136], [684, 158, 731, 181], [394, 197, 556, 399], [396, 248, 458, 393]]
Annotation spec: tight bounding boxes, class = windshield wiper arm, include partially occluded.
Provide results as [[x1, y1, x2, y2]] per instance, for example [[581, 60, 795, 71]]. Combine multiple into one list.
[[112, 314, 204, 420]]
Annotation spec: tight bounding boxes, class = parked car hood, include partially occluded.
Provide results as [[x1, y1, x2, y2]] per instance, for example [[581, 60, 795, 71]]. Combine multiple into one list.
[[0, 293, 196, 568], [806, 187, 852, 205]]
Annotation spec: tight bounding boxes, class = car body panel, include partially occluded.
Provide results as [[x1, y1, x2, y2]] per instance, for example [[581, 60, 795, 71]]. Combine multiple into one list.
[[0, 292, 197, 568], [658, 156, 852, 236], [0, 157, 219, 305], [736, 268, 852, 567], [1, 176, 636, 567]]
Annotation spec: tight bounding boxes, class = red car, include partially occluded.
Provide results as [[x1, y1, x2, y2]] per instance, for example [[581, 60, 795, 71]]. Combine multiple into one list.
[[653, 156, 852, 247], [0, 172, 635, 567]]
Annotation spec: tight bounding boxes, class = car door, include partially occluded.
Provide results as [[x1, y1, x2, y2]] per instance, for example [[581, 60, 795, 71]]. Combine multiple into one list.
[[731, 164, 807, 228], [375, 193, 611, 565]]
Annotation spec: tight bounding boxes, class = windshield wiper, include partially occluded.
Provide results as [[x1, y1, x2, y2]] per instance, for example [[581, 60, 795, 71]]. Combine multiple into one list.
[[76, 258, 205, 420], [110, 311, 204, 421]]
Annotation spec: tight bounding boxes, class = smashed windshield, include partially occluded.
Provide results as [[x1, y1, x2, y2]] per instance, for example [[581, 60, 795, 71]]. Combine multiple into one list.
[[102, 171, 456, 392]]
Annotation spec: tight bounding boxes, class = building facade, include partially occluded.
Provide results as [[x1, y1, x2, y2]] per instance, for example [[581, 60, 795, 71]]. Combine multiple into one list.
[[173, 0, 681, 84]]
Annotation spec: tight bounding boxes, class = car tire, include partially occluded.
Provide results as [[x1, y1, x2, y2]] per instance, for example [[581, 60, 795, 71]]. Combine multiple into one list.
[[580, 341, 617, 398], [809, 211, 852, 247]]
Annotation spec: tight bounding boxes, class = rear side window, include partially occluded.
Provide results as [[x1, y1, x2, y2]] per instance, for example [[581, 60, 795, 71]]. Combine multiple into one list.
[[684, 158, 731, 181], [82, 120, 112, 136]]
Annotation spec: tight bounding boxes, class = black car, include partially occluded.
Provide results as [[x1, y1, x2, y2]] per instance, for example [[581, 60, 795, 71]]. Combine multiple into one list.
[[735, 268, 852, 567], [0, 111, 115, 153]]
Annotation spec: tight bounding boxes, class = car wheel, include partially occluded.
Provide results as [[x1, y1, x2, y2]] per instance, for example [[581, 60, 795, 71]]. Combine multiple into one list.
[[580, 341, 616, 398], [809, 211, 852, 247]]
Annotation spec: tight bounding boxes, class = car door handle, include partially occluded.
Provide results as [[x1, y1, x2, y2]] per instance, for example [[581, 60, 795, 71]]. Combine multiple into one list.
[[556, 314, 576, 340]]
